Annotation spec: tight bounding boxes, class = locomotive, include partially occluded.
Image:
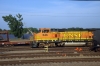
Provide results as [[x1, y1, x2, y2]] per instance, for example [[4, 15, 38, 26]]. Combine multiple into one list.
[[30, 28, 100, 52]]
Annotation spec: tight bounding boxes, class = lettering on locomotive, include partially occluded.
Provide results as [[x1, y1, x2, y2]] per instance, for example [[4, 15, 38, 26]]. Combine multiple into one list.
[[64, 32, 81, 38]]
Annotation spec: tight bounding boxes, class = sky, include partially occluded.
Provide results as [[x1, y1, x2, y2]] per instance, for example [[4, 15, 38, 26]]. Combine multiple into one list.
[[0, 0, 100, 29]]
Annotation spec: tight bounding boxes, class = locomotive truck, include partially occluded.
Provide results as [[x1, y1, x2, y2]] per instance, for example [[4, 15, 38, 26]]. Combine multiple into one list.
[[30, 28, 100, 52]]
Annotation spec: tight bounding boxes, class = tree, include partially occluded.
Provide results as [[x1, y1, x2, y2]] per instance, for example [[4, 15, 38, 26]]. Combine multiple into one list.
[[23, 28, 28, 33], [2, 13, 24, 38], [0, 28, 2, 31], [29, 27, 38, 33], [23, 27, 39, 34], [3, 29, 7, 31]]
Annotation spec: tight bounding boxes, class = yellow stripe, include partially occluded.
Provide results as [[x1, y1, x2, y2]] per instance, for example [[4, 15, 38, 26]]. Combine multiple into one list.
[[35, 38, 58, 41]]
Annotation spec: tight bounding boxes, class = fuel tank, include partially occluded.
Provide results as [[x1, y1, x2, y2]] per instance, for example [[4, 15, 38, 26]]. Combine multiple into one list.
[[64, 42, 86, 47]]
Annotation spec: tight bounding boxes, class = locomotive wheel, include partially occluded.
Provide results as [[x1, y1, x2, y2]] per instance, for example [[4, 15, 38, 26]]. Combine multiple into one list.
[[84, 42, 92, 47], [4, 44, 9, 47], [50, 43, 56, 48], [10, 44, 14, 47], [39, 43, 44, 48]]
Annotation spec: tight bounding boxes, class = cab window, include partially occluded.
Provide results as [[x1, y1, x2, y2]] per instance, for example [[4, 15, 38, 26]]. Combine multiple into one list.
[[42, 30, 49, 33]]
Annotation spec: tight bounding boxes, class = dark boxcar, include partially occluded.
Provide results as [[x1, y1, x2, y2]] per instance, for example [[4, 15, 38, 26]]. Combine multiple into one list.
[[90, 30, 100, 52], [93, 30, 100, 44]]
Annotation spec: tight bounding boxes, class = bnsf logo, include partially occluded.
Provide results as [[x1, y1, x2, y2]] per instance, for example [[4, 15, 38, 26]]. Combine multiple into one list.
[[64, 33, 80, 38]]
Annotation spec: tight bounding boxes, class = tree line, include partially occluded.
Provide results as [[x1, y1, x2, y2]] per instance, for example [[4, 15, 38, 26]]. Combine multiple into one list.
[[1, 13, 99, 38], [0, 27, 38, 33]]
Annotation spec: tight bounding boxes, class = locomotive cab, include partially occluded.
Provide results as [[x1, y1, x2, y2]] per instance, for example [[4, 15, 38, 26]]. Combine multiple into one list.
[[33, 28, 51, 42], [31, 28, 59, 48], [39, 28, 50, 33]]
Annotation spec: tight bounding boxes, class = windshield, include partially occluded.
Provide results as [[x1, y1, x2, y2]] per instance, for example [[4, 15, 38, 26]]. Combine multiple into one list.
[[42, 30, 49, 33]]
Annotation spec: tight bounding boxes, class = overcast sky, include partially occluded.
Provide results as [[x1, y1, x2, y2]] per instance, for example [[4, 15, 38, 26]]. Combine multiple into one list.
[[0, 0, 100, 29]]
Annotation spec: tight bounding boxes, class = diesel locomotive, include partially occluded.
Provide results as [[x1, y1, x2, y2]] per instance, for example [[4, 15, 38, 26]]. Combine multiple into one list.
[[30, 28, 100, 52]]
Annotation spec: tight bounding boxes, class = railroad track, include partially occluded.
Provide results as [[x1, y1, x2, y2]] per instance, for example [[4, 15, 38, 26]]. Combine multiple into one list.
[[0, 54, 100, 60], [0, 46, 100, 66], [0, 50, 100, 60], [0, 62, 100, 66], [0, 58, 100, 65], [0, 46, 90, 51]]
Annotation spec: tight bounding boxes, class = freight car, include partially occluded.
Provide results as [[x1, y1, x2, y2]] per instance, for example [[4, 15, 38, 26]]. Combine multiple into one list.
[[0, 31, 32, 46], [30, 28, 100, 51]]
